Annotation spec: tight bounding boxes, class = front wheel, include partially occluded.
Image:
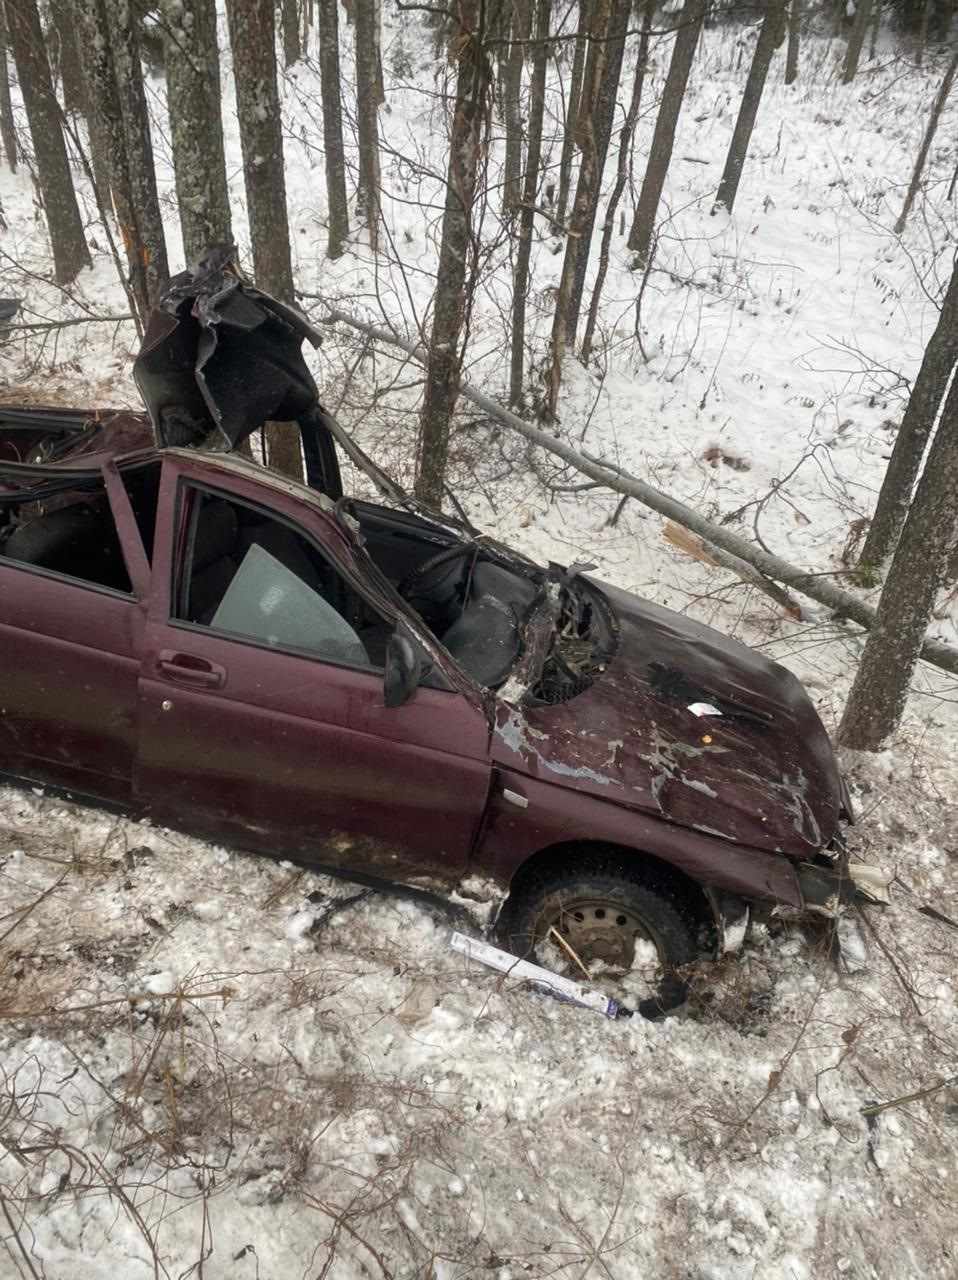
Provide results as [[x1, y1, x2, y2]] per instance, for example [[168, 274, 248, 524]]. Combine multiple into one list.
[[501, 855, 701, 1013]]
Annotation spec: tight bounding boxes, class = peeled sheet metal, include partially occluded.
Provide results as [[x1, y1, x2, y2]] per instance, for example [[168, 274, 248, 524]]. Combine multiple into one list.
[[448, 930, 619, 1018]]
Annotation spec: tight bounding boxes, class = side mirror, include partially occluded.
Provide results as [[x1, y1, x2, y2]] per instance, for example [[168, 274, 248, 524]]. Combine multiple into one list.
[[384, 631, 422, 708]]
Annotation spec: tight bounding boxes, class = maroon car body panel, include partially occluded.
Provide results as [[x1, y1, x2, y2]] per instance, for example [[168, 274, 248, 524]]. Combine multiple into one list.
[[134, 455, 492, 885], [0, 565, 142, 803], [490, 582, 842, 857]]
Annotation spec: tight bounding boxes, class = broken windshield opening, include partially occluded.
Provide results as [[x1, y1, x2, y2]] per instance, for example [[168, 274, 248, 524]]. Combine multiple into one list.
[[348, 501, 618, 700]]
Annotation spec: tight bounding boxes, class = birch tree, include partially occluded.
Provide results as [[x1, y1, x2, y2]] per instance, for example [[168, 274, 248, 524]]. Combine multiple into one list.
[[5, 0, 89, 283], [416, 0, 492, 508], [627, 0, 707, 266], [226, 0, 302, 480], [161, 0, 233, 264], [713, 0, 786, 215]]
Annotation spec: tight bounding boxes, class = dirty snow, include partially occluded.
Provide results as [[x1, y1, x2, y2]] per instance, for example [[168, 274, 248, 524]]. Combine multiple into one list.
[[1, 12, 957, 1279]]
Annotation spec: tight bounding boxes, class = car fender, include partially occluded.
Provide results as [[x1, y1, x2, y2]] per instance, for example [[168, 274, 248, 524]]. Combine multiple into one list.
[[471, 768, 804, 912]]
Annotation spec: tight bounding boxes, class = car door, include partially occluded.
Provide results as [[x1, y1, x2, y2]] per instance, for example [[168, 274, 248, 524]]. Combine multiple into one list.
[[133, 456, 493, 887], [0, 460, 154, 804]]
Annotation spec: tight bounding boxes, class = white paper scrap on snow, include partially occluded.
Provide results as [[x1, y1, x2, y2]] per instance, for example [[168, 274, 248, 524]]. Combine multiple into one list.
[[448, 930, 619, 1018]]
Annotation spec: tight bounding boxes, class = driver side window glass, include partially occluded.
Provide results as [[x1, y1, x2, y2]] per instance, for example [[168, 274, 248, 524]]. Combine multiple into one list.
[[175, 487, 391, 669]]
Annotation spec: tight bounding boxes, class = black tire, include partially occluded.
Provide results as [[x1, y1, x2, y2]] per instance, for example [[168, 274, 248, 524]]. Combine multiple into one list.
[[502, 853, 701, 1010]]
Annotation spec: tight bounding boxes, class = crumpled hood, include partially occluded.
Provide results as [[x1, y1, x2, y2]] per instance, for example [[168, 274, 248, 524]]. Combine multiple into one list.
[[492, 580, 843, 856]]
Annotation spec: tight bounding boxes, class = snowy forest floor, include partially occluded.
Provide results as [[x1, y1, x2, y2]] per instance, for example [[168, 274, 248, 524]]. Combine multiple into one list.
[[1, 13, 957, 1279]]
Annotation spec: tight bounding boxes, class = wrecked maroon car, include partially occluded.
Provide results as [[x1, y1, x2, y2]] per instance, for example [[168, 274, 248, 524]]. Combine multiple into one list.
[[0, 254, 867, 997]]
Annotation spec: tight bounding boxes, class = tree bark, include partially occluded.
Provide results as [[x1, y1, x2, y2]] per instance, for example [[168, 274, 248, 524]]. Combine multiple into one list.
[[713, 0, 786, 215], [107, 0, 170, 302], [0, 10, 17, 172], [554, 0, 588, 230], [856, 257, 958, 581], [841, 0, 872, 84], [509, 0, 551, 408], [318, 0, 349, 258], [324, 304, 958, 678], [161, 0, 233, 265], [5, 0, 90, 283], [354, 0, 383, 249], [894, 48, 958, 235], [547, 0, 628, 415], [225, 0, 302, 480], [580, 0, 653, 364], [785, 0, 800, 84], [415, 0, 492, 508], [77, 0, 150, 315], [915, 0, 932, 66], [839, 366, 958, 749], [626, 0, 707, 266], [501, 4, 526, 213], [281, 0, 301, 67], [48, 0, 85, 115]]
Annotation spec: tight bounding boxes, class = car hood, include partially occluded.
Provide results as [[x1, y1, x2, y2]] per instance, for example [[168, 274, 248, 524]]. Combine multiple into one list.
[[491, 580, 842, 856]]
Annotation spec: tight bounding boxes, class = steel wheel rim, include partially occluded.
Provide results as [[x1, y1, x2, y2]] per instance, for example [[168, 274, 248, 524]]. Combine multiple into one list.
[[538, 894, 660, 975]]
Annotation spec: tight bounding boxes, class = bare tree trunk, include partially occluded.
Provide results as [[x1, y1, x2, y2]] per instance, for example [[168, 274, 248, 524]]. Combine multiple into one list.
[[627, 0, 707, 266], [106, 0, 170, 302], [841, 0, 872, 83], [839, 362, 958, 750], [415, 0, 492, 508], [78, 0, 149, 317], [509, 0, 551, 408], [785, 0, 800, 84], [354, 0, 383, 249], [48, 0, 84, 115], [226, 0, 302, 480], [714, 0, 786, 215], [581, 0, 653, 364], [915, 0, 932, 66], [501, 3, 526, 214], [161, 0, 232, 265], [318, 0, 349, 258], [565, 0, 627, 336], [894, 48, 958, 235], [0, 10, 17, 172], [5, 0, 90, 283], [856, 258, 958, 581], [281, 0, 301, 67], [554, 0, 589, 229], [547, 0, 628, 414], [869, 0, 882, 58]]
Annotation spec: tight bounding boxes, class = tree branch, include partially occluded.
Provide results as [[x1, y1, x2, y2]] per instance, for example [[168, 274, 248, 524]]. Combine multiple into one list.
[[317, 307, 958, 678]]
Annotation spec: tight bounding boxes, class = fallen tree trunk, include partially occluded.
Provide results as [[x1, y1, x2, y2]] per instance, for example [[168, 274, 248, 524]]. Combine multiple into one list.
[[319, 307, 958, 677]]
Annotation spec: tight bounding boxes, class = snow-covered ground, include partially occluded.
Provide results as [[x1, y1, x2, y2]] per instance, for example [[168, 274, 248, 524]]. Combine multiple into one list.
[[1, 13, 956, 1278]]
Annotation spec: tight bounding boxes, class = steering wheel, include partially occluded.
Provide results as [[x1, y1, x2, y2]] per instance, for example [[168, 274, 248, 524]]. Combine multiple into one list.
[[397, 540, 477, 599]]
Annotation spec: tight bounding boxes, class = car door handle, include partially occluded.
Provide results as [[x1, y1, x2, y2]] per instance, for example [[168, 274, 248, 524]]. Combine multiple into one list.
[[156, 650, 227, 689]]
